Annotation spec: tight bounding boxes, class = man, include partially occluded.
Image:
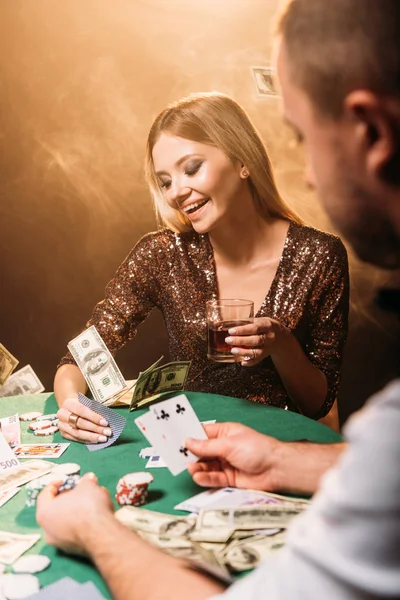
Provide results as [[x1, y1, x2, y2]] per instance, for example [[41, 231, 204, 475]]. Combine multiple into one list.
[[37, 0, 400, 598]]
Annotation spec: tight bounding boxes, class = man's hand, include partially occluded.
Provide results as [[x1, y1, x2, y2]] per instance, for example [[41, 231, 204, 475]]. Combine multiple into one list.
[[187, 423, 346, 496], [186, 422, 282, 491], [36, 473, 115, 555]]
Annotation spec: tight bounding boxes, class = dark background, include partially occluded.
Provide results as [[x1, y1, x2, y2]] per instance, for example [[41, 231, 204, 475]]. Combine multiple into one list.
[[1, 0, 399, 425]]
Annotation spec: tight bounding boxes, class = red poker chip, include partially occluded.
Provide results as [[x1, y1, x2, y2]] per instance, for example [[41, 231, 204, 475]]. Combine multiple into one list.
[[115, 472, 153, 507]]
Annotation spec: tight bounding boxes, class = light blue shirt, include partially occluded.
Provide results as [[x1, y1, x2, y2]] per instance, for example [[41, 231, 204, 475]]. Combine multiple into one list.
[[213, 380, 400, 599]]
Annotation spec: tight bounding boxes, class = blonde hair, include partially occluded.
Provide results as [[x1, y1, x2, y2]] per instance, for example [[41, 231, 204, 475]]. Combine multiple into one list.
[[145, 92, 301, 232]]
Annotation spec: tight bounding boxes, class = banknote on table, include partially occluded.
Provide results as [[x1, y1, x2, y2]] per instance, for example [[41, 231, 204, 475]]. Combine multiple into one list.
[[0, 459, 54, 493], [130, 360, 191, 410], [115, 499, 305, 579], [103, 380, 137, 407], [0, 530, 41, 564], [0, 365, 45, 397], [196, 504, 306, 534], [68, 325, 127, 404], [104, 357, 164, 406], [0, 413, 21, 446], [0, 343, 19, 386], [222, 532, 287, 572], [0, 488, 20, 508]]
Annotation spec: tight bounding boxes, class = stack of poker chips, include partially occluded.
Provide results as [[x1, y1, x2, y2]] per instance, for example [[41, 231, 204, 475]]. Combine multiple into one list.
[[20, 412, 59, 436], [56, 475, 81, 495], [25, 476, 50, 507], [25, 464, 81, 507], [115, 472, 154, 507]]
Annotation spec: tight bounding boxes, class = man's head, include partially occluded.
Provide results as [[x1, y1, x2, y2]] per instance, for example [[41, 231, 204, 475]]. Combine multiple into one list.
[[276, 0, 400, 268]]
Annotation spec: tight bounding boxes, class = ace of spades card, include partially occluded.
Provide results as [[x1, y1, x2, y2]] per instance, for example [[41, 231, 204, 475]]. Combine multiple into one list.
[[134, 394, 207, 476]]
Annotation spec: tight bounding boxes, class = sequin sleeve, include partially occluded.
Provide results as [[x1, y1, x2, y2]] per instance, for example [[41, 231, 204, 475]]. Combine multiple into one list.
[[305, 237, 349, 418], [58, 233, 162, 368]]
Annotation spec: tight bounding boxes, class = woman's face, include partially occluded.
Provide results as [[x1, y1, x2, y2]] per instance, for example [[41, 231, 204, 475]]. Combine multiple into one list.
[[152, 133, 247, 234]]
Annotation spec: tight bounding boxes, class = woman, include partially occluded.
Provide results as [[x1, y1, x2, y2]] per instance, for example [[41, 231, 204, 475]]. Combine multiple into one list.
[[55, 92, 349, 444]]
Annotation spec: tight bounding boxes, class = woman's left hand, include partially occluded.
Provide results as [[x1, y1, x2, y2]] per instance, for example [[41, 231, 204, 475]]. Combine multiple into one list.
[[225, 317, 291, 366]]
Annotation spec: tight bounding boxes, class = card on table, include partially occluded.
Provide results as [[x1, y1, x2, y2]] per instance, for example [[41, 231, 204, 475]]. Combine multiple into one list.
[[145, 454, 166, 468], [26, 576, 106, 600], [78, 392, 126, 451], [13, 443, 69, 459], [135, 394, 207, 476]]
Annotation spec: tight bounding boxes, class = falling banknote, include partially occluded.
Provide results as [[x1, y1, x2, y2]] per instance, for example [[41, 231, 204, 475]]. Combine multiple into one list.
[[68, 326, 127, 404], [0, 344, 19, 386], [0, 365, 44, 397]]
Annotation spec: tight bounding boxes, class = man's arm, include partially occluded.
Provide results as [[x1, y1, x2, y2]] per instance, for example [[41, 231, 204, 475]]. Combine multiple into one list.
[[186, 422, 346, 496], [36, 476, 224, 600]]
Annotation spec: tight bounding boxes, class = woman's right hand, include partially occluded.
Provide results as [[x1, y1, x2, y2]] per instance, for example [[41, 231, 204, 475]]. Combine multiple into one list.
[[57, 397, 112, 444]]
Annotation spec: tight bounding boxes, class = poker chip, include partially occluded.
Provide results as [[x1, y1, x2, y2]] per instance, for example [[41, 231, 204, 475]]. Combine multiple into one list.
[[25, 477, 49, 507], [33, 426, 59, 436], [1, 573, 40, 599], [12, 555, 51, 574], [34, 414, 58, 422], [115, 472, 154, 507], [28, 420, 57, 431], [19, 412, 43, 422], [56, 475, 81, 495], [51, 462, 81, 477]]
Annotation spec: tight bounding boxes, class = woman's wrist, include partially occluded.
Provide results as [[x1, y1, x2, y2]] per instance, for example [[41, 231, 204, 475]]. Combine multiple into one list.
[[270, 323, 294, 363]]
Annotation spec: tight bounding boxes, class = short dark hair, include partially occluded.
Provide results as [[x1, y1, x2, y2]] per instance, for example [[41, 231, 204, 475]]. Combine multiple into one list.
[[278, 0, 400, 117]]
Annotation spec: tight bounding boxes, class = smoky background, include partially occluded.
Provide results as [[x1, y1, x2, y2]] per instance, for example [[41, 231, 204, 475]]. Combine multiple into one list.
[[1, 0, 398, 424]]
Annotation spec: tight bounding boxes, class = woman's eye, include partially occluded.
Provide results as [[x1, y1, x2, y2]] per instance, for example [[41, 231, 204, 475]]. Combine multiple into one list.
[[160, 180, 171, 189], [184, 162, 202, 176]]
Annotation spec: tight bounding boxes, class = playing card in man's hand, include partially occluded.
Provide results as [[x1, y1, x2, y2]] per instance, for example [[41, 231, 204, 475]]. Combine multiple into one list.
[[78, 393, 126, 451], [134, 394, 207, 476]]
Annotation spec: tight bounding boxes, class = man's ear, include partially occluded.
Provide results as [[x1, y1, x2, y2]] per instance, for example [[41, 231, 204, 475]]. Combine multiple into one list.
[[345, 90, 400, 181]]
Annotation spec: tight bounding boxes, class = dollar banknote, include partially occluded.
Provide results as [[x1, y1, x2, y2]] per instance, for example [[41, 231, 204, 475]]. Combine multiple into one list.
[[0, 344, 19, 386], [130, 360, 191, 410], [68, 326, 127, 404], [196, 504, 306, 533], [115, 498, 303, 581], [222, 532, 286, 572], [0, 365, 44, 397], [250, 66, 278, 97], [0, 530, 41, 564]]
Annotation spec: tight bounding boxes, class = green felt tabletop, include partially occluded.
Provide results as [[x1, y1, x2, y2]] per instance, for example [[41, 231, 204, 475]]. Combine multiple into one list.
[[0, 391, 341, 598]]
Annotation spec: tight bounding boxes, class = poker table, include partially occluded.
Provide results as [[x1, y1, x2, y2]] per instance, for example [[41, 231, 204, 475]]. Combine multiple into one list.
[[0, 391, 342, 598]]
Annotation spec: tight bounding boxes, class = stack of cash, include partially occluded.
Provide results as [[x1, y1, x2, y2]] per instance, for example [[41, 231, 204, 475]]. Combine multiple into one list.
[[116, 498, 308, 580], [68, 326, 191, 408]]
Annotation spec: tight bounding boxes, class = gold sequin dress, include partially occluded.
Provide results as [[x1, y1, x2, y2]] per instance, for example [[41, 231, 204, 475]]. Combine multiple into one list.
[[59, 221, 349, 418]]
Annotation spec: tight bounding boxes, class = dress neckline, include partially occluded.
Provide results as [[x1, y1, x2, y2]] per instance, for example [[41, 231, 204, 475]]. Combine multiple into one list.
[[203, 220, 295, 317]]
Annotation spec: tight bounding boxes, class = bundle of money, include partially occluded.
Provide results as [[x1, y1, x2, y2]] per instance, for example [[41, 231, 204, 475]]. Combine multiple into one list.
[[115, 497, 308, 580], [68, 327, 191, 408], [129, 358, 191, 411], [0, 365, 45, 398], [0, 344, 19, 387]]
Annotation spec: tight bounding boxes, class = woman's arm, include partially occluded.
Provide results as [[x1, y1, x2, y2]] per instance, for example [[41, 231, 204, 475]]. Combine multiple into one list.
[[227, 237, 350, 419], [55, 233, 161, 442], [54, 364, 87, 408]]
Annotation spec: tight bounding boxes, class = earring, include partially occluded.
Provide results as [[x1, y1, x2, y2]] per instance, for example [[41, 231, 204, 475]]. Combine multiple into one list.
[[241, 168, 249, 178]]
